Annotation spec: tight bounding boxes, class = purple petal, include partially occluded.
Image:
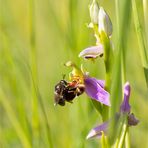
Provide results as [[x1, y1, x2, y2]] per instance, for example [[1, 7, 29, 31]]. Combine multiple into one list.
[[79, 45, 104, 59], [95, 80, 105, 88], [120, 82, 131, 113], [84, 77, 110, 106], [86, 121, 108, 139]]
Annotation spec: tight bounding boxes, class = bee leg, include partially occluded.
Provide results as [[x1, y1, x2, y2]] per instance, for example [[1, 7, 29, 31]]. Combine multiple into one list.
[[75, 88, 81, 96], [76, 85, 85, 96]]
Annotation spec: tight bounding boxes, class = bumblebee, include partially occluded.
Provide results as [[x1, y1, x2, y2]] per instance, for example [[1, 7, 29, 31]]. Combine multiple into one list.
[[54, 80, 85, 106]]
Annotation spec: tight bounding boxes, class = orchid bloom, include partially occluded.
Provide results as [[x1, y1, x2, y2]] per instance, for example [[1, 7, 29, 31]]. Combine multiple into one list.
[[86, 82, 139, 139], [65, 61, 110, 106], [80, 2, 113, 61]]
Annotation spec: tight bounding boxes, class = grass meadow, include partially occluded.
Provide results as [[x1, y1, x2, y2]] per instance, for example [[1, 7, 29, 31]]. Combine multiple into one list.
[[0, 0, 148, 147]]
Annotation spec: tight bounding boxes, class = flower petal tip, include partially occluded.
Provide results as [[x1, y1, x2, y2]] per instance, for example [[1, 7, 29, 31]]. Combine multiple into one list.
[[120, 82, 131, 113], [124, 82, 131, 95], [98, 7, 113, 36], [86, 129, 96, 140], [86, 122, 108, 140]]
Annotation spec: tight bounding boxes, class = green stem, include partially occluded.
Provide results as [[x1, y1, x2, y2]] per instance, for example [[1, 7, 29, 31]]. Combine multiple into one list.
[[93, 27, 111, 121], [30, 74, 53, 148], [132, 0, 148, 67], [29, 0, 40, 146], [115, 0, 126, 89], [118, 121, 127, 148], [121, 47, 126, 88], [114, 1, 129, 147], [132, 0, 148, 87], [102, 65, 111, 121], [0, 89, 31, 148], [125, 128, 130, 148], [101, 132, 109, 148], [115, 0, 120, 39], [143, 0, 148, 45], [101, 31, 112, 121], [114, 116, 128, 148]]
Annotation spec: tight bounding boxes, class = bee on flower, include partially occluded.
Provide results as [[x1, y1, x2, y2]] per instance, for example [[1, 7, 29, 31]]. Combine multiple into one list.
[[54, 61, 110, 106]]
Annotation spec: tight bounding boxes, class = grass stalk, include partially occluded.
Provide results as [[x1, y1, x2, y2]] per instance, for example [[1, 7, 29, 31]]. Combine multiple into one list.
[[125, 128, 130, 148], [118, 119, 127, 148], [30, 71, 53, 148], [29, 1, 53, 147], [132, 0, 148, 87], [143, 0, 148, 45], [0, 88, 31, 148], [101, 31, 112, 121], [110, 0, 131, 146], [29, 0, 40, 146]]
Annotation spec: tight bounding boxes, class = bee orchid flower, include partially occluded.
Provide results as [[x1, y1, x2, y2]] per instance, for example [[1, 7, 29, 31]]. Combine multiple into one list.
[[64, 61, 110, 106], [120, 82, 139, 126], [86, 82, 139, 139]]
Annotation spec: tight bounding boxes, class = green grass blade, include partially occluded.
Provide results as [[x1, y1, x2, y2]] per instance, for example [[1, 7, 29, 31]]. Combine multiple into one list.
[[132, 0, 148, 88], [0, 88, 31, 148]]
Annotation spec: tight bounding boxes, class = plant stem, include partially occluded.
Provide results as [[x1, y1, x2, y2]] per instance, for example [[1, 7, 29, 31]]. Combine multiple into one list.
[[29, 0, 39, 146], [0, 88, 31, 148], [132, 0, 148, 67], [132, 0, 148, 87], [101, 31, 112, 121], [143, 0, 148, 45], [101, 132, 109, 148], [114, 116, 127, 148], [93, 26, 111, 121], [118, 119, 127, 148], [125, 127, 130, 148], [112, 1, 130, 147]]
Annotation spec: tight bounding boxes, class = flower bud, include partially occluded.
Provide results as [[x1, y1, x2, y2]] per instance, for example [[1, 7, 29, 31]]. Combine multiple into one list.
[[89, 0, 99, 24], [98, 7, 112, 37], [120, 82, 131, 113]]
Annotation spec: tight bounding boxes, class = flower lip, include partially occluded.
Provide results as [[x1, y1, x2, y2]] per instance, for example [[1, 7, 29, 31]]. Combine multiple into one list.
[[84, 77, 110, 106], [79, 45, 104, 60]]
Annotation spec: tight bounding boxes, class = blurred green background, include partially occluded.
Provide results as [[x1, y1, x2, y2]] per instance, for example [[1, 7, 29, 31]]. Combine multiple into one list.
[[0, 0, 148, 147]]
